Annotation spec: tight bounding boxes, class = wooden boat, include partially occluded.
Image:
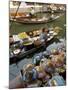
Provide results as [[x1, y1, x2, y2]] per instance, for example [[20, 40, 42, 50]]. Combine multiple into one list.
[[10, 15, 60, 24], [10, 31, 57, 64], [9, 55, 66, 88]]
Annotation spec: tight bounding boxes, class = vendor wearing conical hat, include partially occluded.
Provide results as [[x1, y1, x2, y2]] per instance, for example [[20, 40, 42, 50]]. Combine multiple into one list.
[[22, 64, 38, 83]]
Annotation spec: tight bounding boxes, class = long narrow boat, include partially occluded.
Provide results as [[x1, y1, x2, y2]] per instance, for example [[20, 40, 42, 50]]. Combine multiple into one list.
[[10, 15, 60, 24], [10, 31, 57, 64]]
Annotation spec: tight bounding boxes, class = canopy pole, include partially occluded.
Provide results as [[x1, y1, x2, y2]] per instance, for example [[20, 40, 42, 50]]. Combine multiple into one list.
[[10, 1, 21, 30]]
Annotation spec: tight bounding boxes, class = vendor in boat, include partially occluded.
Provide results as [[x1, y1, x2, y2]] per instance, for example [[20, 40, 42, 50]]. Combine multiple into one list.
[[9, 35, 14, 45], [29, 7, 35, 18], [40, 27, 49, 46]]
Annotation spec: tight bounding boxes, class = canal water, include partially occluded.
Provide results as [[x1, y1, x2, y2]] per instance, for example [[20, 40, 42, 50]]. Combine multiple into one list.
[[9, 12, 66, 81], [10, 12, 66, 38]]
